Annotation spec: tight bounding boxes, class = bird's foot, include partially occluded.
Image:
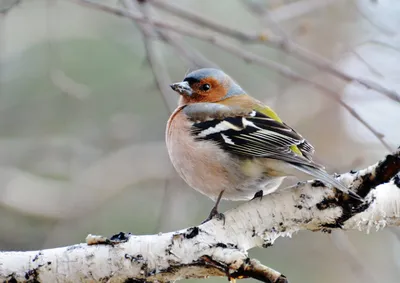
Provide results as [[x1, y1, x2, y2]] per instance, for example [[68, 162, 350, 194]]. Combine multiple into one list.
[[201, 206, 225, 224], [251, 190, 264, 200], [201, 190, 225, 225]]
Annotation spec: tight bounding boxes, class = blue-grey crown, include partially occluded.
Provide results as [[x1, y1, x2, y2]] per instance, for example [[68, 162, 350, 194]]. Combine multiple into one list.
[[184, 68, 245, 98]]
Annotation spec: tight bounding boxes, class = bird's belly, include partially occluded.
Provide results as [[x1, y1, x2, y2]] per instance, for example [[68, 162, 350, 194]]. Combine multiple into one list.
[[166, 119, 283, 201]]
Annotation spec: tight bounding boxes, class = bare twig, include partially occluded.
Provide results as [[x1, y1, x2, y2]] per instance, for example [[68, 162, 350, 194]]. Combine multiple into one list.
[[70, 0, 394, 151], [353, 1, 395, 36], [358, 39, 400, 54], [50, 69, 91, 99], [320, 87, 391, 151], [158, 32, 219, 70], [267, 0, 340, 23], [148, 0, 266, 41], [120, 0, 182, 238], [240, 0, 290, 111], [0, 0, 21, 15], [120, 0, 175, 112], [349, 48, 383, 78], [46, 0, 91, 99], [241, 0, 289, 39], [132, 1, 218, 72], [121, 0, 217, 109], [150, 0, 400, 103]]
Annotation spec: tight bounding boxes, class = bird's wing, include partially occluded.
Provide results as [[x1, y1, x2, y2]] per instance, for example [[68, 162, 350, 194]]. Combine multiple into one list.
[[184, 102, 363, 200], [186, 104, 316, 167]]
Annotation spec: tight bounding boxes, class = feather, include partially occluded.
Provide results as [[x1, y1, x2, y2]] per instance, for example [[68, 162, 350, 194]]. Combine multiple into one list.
[[188, 106, 362, 200], [191, 109, 315, 166]]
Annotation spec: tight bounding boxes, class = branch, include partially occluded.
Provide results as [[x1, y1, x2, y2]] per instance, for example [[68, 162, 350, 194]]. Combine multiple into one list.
[[1, 148, 399, 282], [70, 0, 394, 152], [121, 0, 217, 112], [0, 0, 21, 15], [353, 1, 395, 36], [150, 0, 400, 104], [121, 0, 175, 112], [266, 0, 341, 23]]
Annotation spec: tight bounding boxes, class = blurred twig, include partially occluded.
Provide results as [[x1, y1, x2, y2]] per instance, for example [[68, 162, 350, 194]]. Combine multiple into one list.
[[0, 0, 21, 15], [50, 69, 92, 99], [338, 44, 384, 78], [267, 0, 339, 22], [120, 0, 178, 235], [241, 0, 290, 111], [349, 49, 384, 78], [150, 0, 400, 104], [353, 1, 396, 36], [120, 0, 217, 111], [46, 0, 91, 99], [241, 0, 289, 39], [357, 39, 400, 54], [158, 32, 219, 70], [70, 0, 394, 151], [137, 6, 218, 71], [120, 0, 175, 112]]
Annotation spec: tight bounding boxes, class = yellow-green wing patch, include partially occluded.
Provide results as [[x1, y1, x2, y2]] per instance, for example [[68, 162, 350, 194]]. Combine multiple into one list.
[[254, 105, 303, 156]]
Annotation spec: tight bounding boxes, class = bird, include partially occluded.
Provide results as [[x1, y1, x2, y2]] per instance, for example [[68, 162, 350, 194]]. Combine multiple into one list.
[[166, 68, 362, 223]]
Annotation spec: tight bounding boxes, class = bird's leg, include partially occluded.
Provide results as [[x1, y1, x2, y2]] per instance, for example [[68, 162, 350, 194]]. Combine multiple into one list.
[[201, 190, 225, 224], [251, 190, 264, 200]]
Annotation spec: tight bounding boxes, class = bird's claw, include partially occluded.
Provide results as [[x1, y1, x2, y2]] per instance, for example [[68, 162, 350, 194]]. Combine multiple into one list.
[[251, 190, 264, 200], [201, 206, 225, 225], [201, 190, 225, 224]]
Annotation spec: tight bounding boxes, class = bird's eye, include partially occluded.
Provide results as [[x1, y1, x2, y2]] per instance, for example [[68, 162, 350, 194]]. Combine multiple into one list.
[[200, 84, 211, 92]]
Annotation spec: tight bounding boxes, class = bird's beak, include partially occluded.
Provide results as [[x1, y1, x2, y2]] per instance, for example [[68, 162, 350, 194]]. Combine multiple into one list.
[[170, 81, 193, 96]]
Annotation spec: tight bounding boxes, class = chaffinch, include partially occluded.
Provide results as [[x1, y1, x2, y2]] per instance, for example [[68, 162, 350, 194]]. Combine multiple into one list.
[[166, 68, 362, 222]]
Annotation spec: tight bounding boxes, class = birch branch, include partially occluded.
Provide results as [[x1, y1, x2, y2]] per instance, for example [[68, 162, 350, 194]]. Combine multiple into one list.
[[1, 148, 399, 283]]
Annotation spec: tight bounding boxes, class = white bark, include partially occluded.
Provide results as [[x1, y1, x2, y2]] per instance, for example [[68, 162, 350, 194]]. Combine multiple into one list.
[[0, 149, 399, 283]]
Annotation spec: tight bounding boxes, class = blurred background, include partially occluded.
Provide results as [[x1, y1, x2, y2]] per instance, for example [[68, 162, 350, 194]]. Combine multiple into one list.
[[0, 0, 400, 282]]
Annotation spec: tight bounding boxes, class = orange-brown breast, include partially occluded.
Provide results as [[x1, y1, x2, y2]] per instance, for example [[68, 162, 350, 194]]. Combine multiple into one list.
[[166, 107, 236, 201], [165, 100, 287, 201]]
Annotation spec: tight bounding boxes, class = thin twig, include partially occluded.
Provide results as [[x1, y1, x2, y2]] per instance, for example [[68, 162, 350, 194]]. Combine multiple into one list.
[[359, 39, 400, 54], [158, 32, 219, 70], [337, 44, 384, 78], [353, 1, 395, 36], [267, 0, 340, 23], [70, 0, 393, 151], [0, 0, 21, 14], [149, 0, 262, 41], [121, 0, 216, 110], [47, 0, 91, 99], [121, 1, 178, 237], [241, 0, 289, 39], [349, 49, 383, 78], [241, 0, 289, 111], [120, 0, 175, 112], [150, 0, 400, 103]]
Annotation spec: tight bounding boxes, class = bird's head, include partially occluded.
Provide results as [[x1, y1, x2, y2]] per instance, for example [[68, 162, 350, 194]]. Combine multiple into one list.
[[170, 68, 245, 105]]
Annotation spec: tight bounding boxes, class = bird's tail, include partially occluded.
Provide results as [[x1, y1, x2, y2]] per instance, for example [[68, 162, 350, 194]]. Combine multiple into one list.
[[292, 164, 363, 201]]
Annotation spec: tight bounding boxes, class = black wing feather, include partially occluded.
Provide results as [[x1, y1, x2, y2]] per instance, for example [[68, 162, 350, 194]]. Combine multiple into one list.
[[191, 110, 316, 167], [189, 108, 363, 200]]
